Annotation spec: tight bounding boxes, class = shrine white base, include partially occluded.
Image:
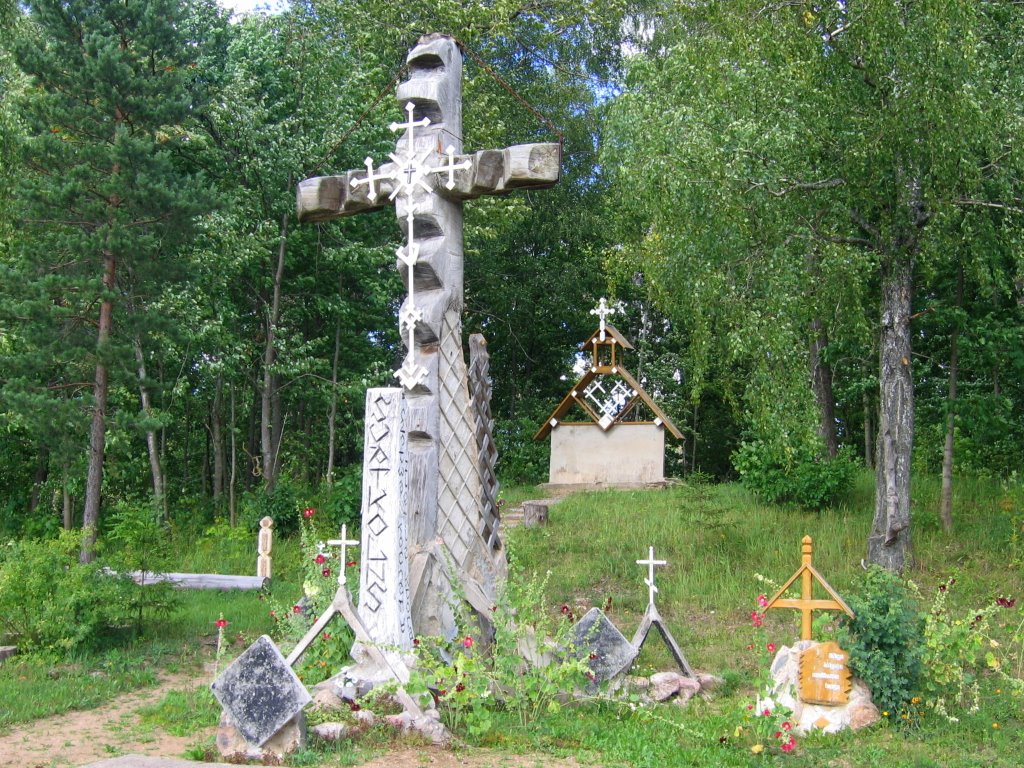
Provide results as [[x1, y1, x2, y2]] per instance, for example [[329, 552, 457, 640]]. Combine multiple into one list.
[[548, 424, 665, 485]]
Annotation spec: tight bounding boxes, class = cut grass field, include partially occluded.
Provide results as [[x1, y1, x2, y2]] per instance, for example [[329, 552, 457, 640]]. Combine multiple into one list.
[[1, 471, 1022, 766]]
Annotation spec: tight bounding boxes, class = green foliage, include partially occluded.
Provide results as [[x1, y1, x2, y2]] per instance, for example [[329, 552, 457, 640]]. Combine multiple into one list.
[[840, 566, 923, 714], [733, 441, 857, 510], [410, 564, 590, 738], [915, 576, 1002, 720], [268, 512, 356, 686], [0, 530, 136, 652]]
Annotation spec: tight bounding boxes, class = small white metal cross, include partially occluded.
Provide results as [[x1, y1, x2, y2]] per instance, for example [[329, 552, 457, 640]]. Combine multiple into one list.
[[425, 145, 473, 190], [591, 297, 616, 341], [637, 545, 667, 607], [325, 524, 360, 586], [390, 101, 432, 155]]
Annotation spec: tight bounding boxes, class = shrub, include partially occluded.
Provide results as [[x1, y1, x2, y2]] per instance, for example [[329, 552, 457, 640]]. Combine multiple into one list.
[[0, 530, 136, 653], [733, 440, 856, 509], [839, 566, 923, 714]]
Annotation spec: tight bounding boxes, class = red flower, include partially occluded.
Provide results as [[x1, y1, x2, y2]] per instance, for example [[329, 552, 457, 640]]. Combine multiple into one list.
[[215, 617, 229, 629], [314, 554, 326, 564], [322, 567, 331, 577], [766, 642, 776, 653], [303, 507, 316, 519], [462, 635, 474, 649]]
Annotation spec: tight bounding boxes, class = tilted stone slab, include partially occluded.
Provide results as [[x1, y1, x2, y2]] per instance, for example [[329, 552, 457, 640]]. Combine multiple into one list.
[[210, 635, 311, 747], [571, 607, 637, 689]]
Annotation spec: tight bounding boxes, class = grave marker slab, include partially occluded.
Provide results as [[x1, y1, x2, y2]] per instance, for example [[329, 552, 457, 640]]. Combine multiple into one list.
[[211, 635, 311, 747], [572, 607, 637, 688], [799, 641, 852, 705]]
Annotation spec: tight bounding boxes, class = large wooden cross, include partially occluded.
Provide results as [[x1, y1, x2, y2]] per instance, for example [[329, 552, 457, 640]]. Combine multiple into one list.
[[296, 34, 560, 639]]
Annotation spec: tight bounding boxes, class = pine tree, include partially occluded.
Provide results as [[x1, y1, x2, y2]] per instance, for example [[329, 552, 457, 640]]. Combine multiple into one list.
[[12, 1, 213, 559]]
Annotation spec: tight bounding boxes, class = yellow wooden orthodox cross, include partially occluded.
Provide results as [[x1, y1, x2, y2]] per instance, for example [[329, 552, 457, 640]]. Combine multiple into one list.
[[765, 536, 854, 640]]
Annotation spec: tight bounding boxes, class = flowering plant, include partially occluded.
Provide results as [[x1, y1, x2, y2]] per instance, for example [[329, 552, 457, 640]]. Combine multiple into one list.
[[268, 505, 356, 685]]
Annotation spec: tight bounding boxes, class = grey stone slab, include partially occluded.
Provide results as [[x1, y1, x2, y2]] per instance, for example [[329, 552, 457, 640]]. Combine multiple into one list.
[[210, 634, 311, 747], [571, 607, 637, 687], [81, 757, 238, 768]]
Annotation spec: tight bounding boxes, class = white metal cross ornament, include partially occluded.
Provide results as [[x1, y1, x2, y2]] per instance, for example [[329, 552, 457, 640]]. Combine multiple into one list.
[[350, 101, 471, 390], [637, 545, 667, 607], [324, 524, 360, 586], [590, 297, 616, 342]]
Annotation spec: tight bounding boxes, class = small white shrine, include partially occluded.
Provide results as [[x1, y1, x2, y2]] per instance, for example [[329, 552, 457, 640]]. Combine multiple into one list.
[[534, 299, 682, 486]]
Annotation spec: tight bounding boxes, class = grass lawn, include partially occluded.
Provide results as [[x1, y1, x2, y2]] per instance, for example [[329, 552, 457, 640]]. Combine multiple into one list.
[[2, 472, 1022, 766]]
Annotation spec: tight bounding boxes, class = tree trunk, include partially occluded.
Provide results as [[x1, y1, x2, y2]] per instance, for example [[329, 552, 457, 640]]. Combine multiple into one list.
[[81, 251, 116, 563], [261, 212, 288, 492], [939, 267, 963, 533], [62, 465, 73, 530], [810, 317, 839, 458], [326, 314, 342, 484], [229, 382, 237, 526], [28, 446, 49, 515], [211, 374, 226, 513], [863, 390, 874, 469], [134, 337, 166, 518], [867, 253, 914, 572]]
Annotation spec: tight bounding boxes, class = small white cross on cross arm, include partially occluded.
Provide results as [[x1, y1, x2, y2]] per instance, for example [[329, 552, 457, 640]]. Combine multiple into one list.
[[636, 545, 667, 607], [324, 524, 360, 586]]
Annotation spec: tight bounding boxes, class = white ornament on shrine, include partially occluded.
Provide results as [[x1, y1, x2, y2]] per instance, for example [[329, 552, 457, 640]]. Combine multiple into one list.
[[590, 297, 616, 342], [637, 545, 667, 607]]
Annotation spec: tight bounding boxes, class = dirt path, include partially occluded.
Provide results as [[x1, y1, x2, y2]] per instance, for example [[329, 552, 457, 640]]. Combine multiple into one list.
[[0, 669, 585, 768], [0, 670, 202, 768]]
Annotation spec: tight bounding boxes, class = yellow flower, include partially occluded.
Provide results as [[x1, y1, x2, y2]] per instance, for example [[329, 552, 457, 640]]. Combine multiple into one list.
[[751, 744, 765, 754]]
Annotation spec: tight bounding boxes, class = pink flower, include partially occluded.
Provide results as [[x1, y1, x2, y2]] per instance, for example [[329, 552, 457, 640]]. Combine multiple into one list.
[[215, 617, 229, 629], [766, 642, 776, 653], [303, 507, 316, 519], [757, 594, 769, 608], [462, 635, 474, 649]]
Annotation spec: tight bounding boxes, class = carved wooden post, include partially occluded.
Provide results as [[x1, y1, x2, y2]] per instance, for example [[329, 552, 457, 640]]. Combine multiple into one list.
[[296, 33, 560, 641], [257, 516, 274, 579]]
